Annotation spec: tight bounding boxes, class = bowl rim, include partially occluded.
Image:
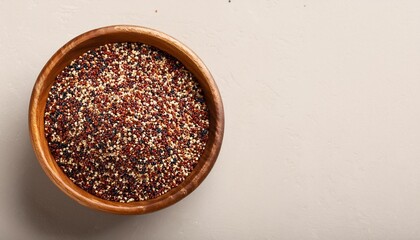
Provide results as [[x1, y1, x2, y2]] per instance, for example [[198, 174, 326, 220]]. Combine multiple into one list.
[[28, 25, 224, 214]]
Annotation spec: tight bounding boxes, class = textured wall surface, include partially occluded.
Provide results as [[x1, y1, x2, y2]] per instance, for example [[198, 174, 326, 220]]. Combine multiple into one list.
[[1, 0, 420, 239]]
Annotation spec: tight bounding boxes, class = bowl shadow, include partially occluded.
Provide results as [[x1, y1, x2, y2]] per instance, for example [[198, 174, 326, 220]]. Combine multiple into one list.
[[19, 132, 130, 238]]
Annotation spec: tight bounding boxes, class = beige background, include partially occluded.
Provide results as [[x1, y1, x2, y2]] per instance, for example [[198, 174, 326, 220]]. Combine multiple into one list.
[[1, 0, 420, 239]]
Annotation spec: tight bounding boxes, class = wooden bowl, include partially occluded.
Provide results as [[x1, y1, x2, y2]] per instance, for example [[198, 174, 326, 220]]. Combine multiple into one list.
[[28, 25, 224, 214]]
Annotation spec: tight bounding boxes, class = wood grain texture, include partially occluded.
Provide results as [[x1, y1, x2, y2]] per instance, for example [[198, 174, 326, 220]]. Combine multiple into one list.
[[28, 25, 224, 215]]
